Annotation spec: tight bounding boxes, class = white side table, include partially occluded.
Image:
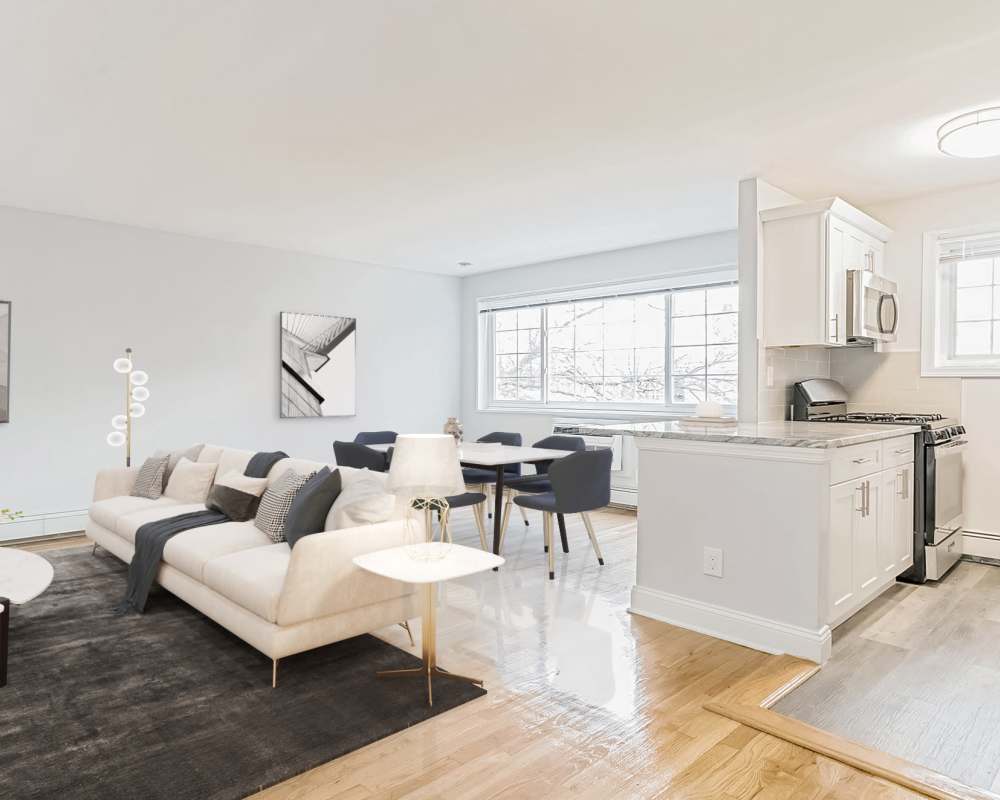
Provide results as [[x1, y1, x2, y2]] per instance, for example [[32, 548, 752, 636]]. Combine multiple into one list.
[[0, 548, 55, 688], [354, 543, 503, 706]]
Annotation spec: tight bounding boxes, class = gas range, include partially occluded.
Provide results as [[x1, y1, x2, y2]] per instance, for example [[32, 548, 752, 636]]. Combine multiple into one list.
[[815, 411, 965, 444]]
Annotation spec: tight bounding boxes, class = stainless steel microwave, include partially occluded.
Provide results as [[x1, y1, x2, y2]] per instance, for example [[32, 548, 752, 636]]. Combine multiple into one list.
[[846, 270, 898, 343]]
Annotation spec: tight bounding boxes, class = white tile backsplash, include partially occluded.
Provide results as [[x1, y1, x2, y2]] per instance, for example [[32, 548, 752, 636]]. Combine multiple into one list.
[[759, 346, 832, 421]]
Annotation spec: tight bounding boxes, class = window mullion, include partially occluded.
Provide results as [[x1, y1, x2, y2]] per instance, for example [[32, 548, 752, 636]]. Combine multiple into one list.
[[541, 306, 549, 404], [664, 292, 672, 404]]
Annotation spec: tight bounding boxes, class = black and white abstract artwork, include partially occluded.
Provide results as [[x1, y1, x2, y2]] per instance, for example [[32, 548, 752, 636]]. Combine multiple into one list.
[[280, 311, 356, 418], [0, 300, 9, 423]]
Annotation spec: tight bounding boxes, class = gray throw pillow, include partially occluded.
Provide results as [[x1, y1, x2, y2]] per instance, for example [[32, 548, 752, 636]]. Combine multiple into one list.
[[285, 467, 342, 548], [131, 455, 169, 500], [206, 471, 269, 522]]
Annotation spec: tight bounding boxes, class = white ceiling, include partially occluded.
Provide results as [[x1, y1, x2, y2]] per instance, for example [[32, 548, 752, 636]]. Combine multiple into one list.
[[2, 1, 1000, 275]]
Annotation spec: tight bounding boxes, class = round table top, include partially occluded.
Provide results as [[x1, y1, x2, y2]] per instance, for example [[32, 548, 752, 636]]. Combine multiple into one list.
[[0, 548, 55, 605]]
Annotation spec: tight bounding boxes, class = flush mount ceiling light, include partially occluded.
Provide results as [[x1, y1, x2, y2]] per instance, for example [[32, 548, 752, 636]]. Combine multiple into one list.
[[938, 107, 1000, 158]]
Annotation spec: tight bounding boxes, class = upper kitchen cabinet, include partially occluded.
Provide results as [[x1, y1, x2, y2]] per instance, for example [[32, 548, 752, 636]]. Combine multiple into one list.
[[762, 198, 891, 347]]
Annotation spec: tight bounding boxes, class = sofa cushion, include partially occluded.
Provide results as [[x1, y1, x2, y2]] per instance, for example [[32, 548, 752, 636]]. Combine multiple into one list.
[[266, 457, 331, 487], [197, 444, 224, 464], [213, 448, 255, 484], [115, 502, 207, 543], [162, 520, 274, 582], [89, 495, 179, 532], [202, 543, 290, 623]]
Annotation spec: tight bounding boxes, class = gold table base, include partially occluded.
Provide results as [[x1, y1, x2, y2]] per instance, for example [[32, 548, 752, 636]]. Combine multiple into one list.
[[376, 582, 483, 706]]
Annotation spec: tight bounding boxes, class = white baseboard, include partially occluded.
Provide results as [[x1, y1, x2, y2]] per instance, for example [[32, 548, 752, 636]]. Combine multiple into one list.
[[629, 585, 831, 665], [963, 529, 1000, 560], [0, 509, 88, 543]]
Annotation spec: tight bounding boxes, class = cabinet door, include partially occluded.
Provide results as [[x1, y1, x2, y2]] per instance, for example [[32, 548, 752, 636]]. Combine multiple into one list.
[[854, 477, 880, 597], [827, 219, 847, 345], [878, 471, 898, 578], [868, 238, 885, 274], [829, 479, 862, 619], [894, 466, 914, 570]]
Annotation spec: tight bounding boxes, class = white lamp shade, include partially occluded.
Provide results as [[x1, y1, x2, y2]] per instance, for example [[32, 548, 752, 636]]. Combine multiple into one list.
[[129, 370, 149, 386], [107, 431, 126, 447], [111, 414, 128, 430], [387, 434, 465, 499], [131, 386, 150, 401], [129, 401, 146, 418]]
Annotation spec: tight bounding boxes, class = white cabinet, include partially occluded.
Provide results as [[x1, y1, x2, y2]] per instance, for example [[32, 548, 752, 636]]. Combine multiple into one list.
[[893, 465, 915, 571], [826, 436, 913, 628], [762, 197, 891, 348]]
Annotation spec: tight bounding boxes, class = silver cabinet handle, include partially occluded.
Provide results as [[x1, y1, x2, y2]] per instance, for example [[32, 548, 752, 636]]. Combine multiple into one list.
[[855, 485, 865, 513], [864, 480, 871, 517], [830, 314, 840, 342], [851, 456, 873, 464], [893, 447, 910, 455], [896, 469, 909, 500]]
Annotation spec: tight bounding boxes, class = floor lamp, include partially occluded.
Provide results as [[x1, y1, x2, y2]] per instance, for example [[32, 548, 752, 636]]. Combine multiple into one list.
[[106, 347, 150, 467]]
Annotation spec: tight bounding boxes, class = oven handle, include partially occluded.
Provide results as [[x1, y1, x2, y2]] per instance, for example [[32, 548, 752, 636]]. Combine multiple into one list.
[[934, 438, 968, 451]]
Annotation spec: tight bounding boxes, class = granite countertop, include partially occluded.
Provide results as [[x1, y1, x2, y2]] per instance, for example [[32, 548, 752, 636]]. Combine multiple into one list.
[[554, 419, 922, 449]]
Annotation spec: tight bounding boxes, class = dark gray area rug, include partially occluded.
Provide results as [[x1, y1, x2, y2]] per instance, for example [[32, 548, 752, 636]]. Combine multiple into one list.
[[1, 547, 486, 800]]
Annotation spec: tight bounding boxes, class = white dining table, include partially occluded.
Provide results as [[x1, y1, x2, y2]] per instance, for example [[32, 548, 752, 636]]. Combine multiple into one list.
[[368, 441, 571, 557]]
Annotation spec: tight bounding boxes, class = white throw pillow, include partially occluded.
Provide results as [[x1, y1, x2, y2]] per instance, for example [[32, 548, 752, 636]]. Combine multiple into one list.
[[326, 469, 397, 530], [164, 457, 218, 504]]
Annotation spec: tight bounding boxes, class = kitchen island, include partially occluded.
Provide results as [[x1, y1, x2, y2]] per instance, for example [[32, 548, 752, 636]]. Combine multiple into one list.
[[558, 420, 920, 663]]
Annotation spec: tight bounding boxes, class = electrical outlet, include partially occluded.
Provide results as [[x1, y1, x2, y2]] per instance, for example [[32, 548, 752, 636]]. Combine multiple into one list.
[[703, 546, 724, 578]]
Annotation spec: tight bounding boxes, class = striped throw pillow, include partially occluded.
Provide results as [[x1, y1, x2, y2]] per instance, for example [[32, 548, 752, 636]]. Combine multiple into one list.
[[254, 469, 315, 543], [131, 455, 169, 500]]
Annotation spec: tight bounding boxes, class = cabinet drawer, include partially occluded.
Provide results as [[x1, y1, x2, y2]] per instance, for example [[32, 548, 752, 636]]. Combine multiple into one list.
[[882, 436, 914, 468], [830, 441, 882, 484]]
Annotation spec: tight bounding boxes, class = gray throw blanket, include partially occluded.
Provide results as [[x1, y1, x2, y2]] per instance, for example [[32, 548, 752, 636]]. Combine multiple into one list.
[[114, 450, 288, 614]]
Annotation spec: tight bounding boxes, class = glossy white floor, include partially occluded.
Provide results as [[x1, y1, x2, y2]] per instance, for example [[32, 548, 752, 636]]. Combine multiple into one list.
[[246, 507, 925, 800]]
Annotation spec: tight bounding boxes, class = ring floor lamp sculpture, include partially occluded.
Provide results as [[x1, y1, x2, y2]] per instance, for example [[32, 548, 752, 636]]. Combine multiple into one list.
[[106, 347, 150, 467]]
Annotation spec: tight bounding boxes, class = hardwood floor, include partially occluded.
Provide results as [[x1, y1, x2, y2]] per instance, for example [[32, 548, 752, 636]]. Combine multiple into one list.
[[238, 507, 926, 800], [774, 560, 1000, 794]]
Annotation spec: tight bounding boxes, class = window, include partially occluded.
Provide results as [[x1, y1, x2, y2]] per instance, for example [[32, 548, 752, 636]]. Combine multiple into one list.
[[923, 227, 1000, 376], [480, 277, 738, 413]]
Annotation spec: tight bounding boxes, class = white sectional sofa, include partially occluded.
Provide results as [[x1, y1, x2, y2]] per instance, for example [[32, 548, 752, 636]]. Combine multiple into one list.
[[86, 444, 420, 685]]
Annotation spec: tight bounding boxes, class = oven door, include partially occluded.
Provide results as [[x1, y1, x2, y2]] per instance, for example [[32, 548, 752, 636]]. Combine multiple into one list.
[[929, 437, 966, 545], [849, 270, 899, 343]]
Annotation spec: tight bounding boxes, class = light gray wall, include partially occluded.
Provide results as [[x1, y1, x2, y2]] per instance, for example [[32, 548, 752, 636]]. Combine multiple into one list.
[[459, 231, 738, 445], [0, 206, 461, 526]]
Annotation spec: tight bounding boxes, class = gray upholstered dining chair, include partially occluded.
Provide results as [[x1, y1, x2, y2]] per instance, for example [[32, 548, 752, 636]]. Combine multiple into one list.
[[499, 435, 586, 551], [333, 440, 390, 472], [440, 491, 490, 550], [353, 430, 398, 445], [462, 431, 522, 517], [513, 448, 612, 580]]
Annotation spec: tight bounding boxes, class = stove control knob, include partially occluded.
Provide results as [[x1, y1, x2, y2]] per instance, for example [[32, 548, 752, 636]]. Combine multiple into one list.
[[956, 425, 966, 435]]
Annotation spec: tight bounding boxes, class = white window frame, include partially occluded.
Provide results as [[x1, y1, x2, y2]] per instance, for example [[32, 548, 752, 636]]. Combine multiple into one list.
[[922, 224, 1000, 377], [477, 266, 738, 417]]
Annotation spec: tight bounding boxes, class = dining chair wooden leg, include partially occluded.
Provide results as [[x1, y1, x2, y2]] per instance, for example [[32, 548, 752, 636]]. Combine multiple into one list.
[[544, 513, 555, 580], [581, 512, 605, 565], [486, 484, 493, 518], [473, 501, 488, 551]]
